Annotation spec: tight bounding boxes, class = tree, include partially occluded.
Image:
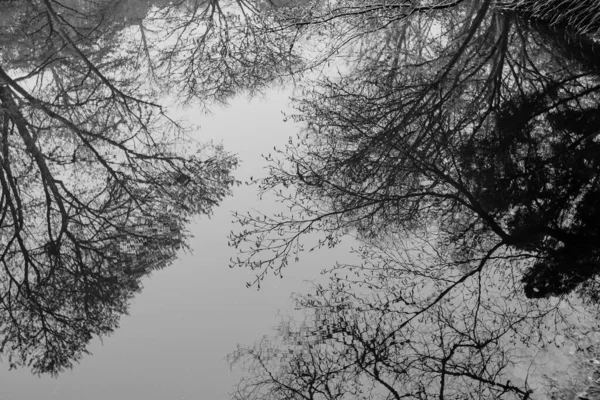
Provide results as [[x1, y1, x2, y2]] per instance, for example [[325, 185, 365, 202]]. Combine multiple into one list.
[[0, 0, 254, 375], [230, 0, 600, 298], [116, 0, 305, 107], [230, 232, 586, 399], [229, 0, 600, 398]]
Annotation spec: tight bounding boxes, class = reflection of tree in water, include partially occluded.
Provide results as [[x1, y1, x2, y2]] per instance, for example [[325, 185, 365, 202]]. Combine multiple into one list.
[[232, 1, 600, 301], [0, 0, 244, 375], [0, 0, 312, 375], [231, 263, 544, 400], [458, 18, 600, 299], [228, 1, 600, 399], [2, 0, 600, 395], [0, 86, 236, 375]]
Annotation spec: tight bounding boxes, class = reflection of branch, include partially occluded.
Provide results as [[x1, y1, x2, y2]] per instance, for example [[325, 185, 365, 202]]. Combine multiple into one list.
[[42, 0, 160, 109], [394, 139, 511, 243], [485, 13, 511, 106], [444, 369, 532, 399], [383, 241, 504, 344], [0, 65, 139, 205], [435, 0, 492, 85], [296, 163, 322, 187], [283, 1, 468, 28], [138, 22, 159, 83], [0, 84, 68, 237]]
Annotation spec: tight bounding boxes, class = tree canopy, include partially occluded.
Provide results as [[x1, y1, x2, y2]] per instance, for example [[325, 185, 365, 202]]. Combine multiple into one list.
[[0, 0, 254, 375], [231, 0, 600, 299], [229, 0, 600, 398], [3, 1, 600, 395]]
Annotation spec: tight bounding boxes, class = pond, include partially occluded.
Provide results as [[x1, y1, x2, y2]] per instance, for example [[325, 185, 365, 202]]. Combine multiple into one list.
[[1, 1, 600, 399]]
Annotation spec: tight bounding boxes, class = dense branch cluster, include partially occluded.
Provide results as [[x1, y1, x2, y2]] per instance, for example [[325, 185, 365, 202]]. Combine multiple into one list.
[[231, 0, 600, 299], [228, 1, 600, 398], [3, 0, 600, 396], [0, 0, 243, 374]]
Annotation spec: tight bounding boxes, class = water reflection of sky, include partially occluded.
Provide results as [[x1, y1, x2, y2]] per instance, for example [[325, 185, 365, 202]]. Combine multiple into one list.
[[0, 90, 360, 400]]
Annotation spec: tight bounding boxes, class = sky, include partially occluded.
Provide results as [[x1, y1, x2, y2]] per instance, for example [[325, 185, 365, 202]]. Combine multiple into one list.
[[0, 90, 360, 400]]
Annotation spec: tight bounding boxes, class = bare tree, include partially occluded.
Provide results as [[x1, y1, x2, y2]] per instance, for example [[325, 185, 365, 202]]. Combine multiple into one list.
[[0, 0, 245, 375], [230, 229, 584, 399], [230, 0, 600, 299], [229, 1, 600, 397]]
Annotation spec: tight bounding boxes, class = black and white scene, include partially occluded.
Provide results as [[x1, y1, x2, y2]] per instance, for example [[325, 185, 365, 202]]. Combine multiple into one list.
[[1, 0, 600, 399]]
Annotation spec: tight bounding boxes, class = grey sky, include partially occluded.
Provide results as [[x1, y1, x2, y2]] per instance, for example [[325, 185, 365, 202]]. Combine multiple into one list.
[[0, 90, 359, 400]]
